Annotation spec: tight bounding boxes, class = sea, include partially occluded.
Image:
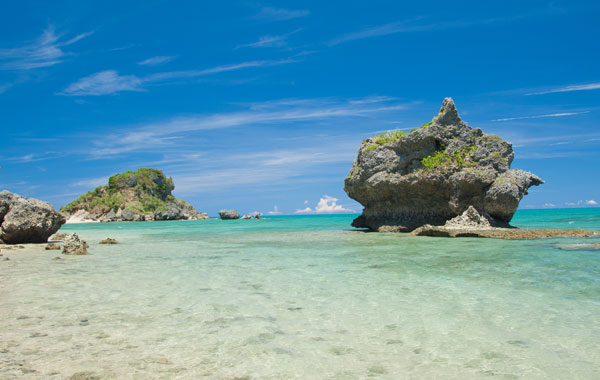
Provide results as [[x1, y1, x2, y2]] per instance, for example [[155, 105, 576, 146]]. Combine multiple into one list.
[[1, 208, 599, 379]]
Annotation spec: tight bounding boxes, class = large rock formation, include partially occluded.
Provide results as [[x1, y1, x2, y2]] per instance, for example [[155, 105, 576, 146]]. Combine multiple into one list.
[[61, 168, 208, 223], [0, 191, 65, 244], [344, 98, 544, 232], [219, 209, 240, 220]]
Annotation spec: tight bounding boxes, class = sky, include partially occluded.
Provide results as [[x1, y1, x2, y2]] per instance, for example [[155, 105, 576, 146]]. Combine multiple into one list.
[[1, 1, 599, 216]]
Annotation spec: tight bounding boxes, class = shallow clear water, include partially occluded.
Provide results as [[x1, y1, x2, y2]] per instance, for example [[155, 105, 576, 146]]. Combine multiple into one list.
[[1, 209, 599, 379]]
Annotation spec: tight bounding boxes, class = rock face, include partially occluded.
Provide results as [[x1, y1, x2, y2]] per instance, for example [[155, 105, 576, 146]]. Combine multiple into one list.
[[62, 233, 88, 255], [61, 168, 209, 223], [219, 209, 240, 220], [344, 98, 544, 232], [0, 191, 66, 244]]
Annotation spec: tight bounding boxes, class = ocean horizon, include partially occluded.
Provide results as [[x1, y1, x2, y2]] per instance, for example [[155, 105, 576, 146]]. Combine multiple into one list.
[[1, 208, 599, 379]]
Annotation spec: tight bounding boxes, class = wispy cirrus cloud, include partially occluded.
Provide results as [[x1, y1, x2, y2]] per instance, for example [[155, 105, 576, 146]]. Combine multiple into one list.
[[236, 29, 302, 49], [60, 58, 298, 96], [85, 96, 407, 157], [0, 26, 92, 70], [491, 110, 590, 122], [60, 70, 145, 96], [327, 13, 534, 46], [252, 6, 309, 21], [526, 83, 600, 95], [239, 35, 288, 48], [137, 55, 177, 66]]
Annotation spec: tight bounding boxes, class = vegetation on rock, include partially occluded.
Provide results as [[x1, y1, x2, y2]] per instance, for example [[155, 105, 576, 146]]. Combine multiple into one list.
[[61, 168, 186, 216], [372, 130, 407, 145], [420, 146, 477, 172]]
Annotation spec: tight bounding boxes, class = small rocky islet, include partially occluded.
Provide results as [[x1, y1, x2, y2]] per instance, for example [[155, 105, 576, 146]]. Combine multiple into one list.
[[60, 168, 208, 223], [344, 98, 597, 238]]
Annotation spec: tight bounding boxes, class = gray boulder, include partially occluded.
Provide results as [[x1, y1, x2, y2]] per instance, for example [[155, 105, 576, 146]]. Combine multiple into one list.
[[344, 98, 543, 231], [0, 191, 66, 244], [444, 206, 492, 229], [219, 209, 240, 220], [121, 209, 134, 221], [154, 203, 184, 220], [62, 233, 88, 255]]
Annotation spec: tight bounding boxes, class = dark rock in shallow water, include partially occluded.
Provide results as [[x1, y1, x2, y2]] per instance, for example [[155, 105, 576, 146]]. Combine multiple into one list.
[[45, 243, 61, 250], [0, 190, 66, 244], [99, 238, 119, 244], [219, 209, 240, 220], [344, 98, 543, 231]]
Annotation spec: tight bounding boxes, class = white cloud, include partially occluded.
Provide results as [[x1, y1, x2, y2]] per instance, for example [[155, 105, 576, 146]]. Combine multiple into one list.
[[304, 200, 309, 204], [527, 83, 600, 95], [138, 55, 176, 66], [543, 203, 556, 208], [267, 205, 282, 215], [236, 29, 302, 49], [60, 58, 298, 96], [296, 195, 353, 214], [0, 26, 91, 70], [315, 195, 353, 213], [71, 176, 108, 189], [564, 200, 599, 207], [491, 111, 590, 122], [295, 207, 313, 214], [253, 7, 309, 21], [60, 70, 145, 96]]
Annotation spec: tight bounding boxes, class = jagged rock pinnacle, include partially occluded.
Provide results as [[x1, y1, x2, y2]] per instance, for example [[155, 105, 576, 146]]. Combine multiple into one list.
[[344, 97, 544, 232], [433, 97, 462, 126]]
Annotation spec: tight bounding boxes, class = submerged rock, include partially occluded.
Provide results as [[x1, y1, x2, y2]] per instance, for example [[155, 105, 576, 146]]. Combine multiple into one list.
[[45, 243, 61, 250], [344, 98, 543, 231], [99, 238, 119, 244], [62, 233, 88, 255], [0, 190, 66, 244], [411, 225, 598, 239], [219, 209, 240, 220]]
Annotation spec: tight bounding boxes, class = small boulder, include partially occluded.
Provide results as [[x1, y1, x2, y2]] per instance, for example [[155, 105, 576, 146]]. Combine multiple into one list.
[[444, 206, 492, 229], [254, 213, 262, 219], [241, 214, 253, 219], [0, 191, 66, 244], [219, 209, 240, 220], [99, 238, 119, 245], [62, 233, 88, 255], [45, 243, 61, 250], [50, 232, 68, 241]]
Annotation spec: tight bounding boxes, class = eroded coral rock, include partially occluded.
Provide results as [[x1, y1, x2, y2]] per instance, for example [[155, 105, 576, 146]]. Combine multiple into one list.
[[0, 191, 65, 244], [344, 98, 543, 231], [219, 209, 240, 220], [62, 233, 88, 255]]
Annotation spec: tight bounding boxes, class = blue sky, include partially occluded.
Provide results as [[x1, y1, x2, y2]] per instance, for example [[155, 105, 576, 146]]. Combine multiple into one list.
[[1, 1, 599, 215]]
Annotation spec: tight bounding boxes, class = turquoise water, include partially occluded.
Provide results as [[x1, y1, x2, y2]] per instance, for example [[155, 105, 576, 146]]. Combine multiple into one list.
[[1, 209, 599, 379]]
